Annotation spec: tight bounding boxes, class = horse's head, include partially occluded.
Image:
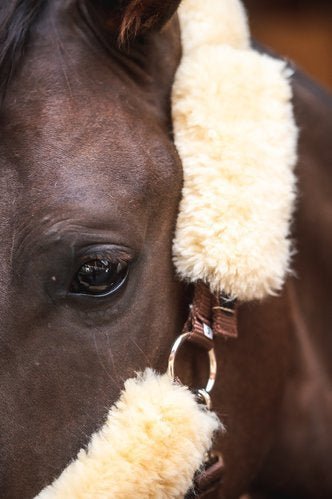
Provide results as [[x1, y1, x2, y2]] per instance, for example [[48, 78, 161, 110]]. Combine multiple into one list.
[[0, 1, 295, 498], [0, 1, 189, 496]]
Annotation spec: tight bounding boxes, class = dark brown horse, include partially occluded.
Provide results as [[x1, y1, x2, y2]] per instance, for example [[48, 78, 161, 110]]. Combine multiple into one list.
[[0, 1, 331, 498]]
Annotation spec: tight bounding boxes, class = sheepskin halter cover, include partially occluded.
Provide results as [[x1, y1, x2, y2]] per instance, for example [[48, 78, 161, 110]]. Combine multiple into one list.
[[173, 0, 297, 301], [36, 371, 220, 499], [36, 0, 297, 497]]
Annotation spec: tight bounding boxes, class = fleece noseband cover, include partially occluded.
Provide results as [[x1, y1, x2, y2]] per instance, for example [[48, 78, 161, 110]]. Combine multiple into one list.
[[36, 0, 298, 497], [35, 371, 220, 499]]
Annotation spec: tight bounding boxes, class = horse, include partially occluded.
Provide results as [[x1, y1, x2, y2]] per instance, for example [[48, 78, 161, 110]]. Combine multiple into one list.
[[0, 1, 331, 498]]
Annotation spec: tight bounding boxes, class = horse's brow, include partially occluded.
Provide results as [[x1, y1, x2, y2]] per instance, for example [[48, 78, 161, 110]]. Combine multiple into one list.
[[14, 215, 145, 263]]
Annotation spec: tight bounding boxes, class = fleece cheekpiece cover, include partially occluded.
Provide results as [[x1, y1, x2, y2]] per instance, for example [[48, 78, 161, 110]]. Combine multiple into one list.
[[35, 0, 298, 497], [172, 0, 297, 301]]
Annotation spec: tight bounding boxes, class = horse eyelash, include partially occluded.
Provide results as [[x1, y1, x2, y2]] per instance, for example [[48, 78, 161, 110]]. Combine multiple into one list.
[[78, 250, 132, 268]]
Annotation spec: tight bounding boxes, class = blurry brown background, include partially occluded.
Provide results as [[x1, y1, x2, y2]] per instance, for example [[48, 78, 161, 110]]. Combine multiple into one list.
[[243, 0, 332, 91]]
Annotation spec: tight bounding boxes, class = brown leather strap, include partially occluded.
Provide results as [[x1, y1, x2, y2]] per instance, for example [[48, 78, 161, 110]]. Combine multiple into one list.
[[182, 281, 237, 497], [184, 281, 214, 350], [184, 281, 238, 348], [185, 452, 225, 498], [212, 293, 238, 338]]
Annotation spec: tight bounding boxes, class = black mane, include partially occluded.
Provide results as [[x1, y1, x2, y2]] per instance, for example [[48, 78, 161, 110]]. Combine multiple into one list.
[[0, 0, 46, 102]]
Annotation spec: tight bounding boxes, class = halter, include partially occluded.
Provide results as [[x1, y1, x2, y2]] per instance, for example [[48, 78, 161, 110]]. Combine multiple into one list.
[[167, 281, 237, 495], [168, 0, 297, 487]]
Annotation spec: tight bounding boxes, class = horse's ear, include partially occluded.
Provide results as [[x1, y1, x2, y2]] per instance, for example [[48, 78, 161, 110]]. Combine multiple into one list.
[[84, 0, 181, 44]]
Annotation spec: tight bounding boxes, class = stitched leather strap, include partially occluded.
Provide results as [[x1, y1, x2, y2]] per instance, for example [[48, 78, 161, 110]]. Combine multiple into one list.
[[184, 281, 214, 350], [184, 281, 238, 349], [183, 281, 237, 497], [185, 452, 225, 498], [213, 292, 238, 338]]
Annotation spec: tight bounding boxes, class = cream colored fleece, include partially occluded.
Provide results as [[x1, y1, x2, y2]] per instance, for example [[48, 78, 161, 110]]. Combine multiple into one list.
[[172, 0, 298, 301], [35, 371, 220, 499]]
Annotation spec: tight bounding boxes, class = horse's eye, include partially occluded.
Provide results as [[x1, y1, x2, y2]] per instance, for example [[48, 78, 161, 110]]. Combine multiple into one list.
[[70, 259, 128, 296]]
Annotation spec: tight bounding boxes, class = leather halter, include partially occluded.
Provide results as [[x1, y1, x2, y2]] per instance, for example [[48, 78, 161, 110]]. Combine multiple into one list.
[[168, 281, 238, 496]]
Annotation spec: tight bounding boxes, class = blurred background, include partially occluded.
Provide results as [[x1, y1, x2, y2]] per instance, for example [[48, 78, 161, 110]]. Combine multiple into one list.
[[243, 0, 332, 91]]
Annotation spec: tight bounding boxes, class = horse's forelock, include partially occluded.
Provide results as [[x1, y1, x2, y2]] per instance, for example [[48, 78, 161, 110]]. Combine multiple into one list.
[[0, 0, 46, 103], [119, 1, 147, 44], [0, 0, 181, 105], [118, 0, 178, 45], [120, 0, 181, 43], [78, 0, 181, 49]]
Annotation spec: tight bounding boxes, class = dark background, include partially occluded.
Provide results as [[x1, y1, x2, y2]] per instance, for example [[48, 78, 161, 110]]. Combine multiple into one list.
[[243, 0, 332, 90]]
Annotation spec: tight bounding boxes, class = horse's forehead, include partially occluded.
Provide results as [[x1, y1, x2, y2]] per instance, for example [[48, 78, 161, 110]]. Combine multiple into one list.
[[2, 95, 179, 216]]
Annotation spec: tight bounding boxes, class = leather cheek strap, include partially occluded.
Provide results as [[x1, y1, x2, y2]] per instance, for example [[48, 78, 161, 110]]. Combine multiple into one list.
[[185, 453, 225, 498], [182, 281, 238, 497], [184, 281, 238, 350]]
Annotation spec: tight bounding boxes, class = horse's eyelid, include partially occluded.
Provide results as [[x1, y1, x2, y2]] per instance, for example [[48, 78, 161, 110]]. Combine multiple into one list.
[[78, 249, 134, 266]]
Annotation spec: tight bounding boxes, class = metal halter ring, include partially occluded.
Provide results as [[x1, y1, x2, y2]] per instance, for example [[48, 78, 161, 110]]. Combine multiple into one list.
[[167, 332, 217, 395]]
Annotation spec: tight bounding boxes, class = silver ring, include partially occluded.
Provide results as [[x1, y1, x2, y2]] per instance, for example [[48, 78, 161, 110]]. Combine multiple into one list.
[[167, 332, 217, 394]]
